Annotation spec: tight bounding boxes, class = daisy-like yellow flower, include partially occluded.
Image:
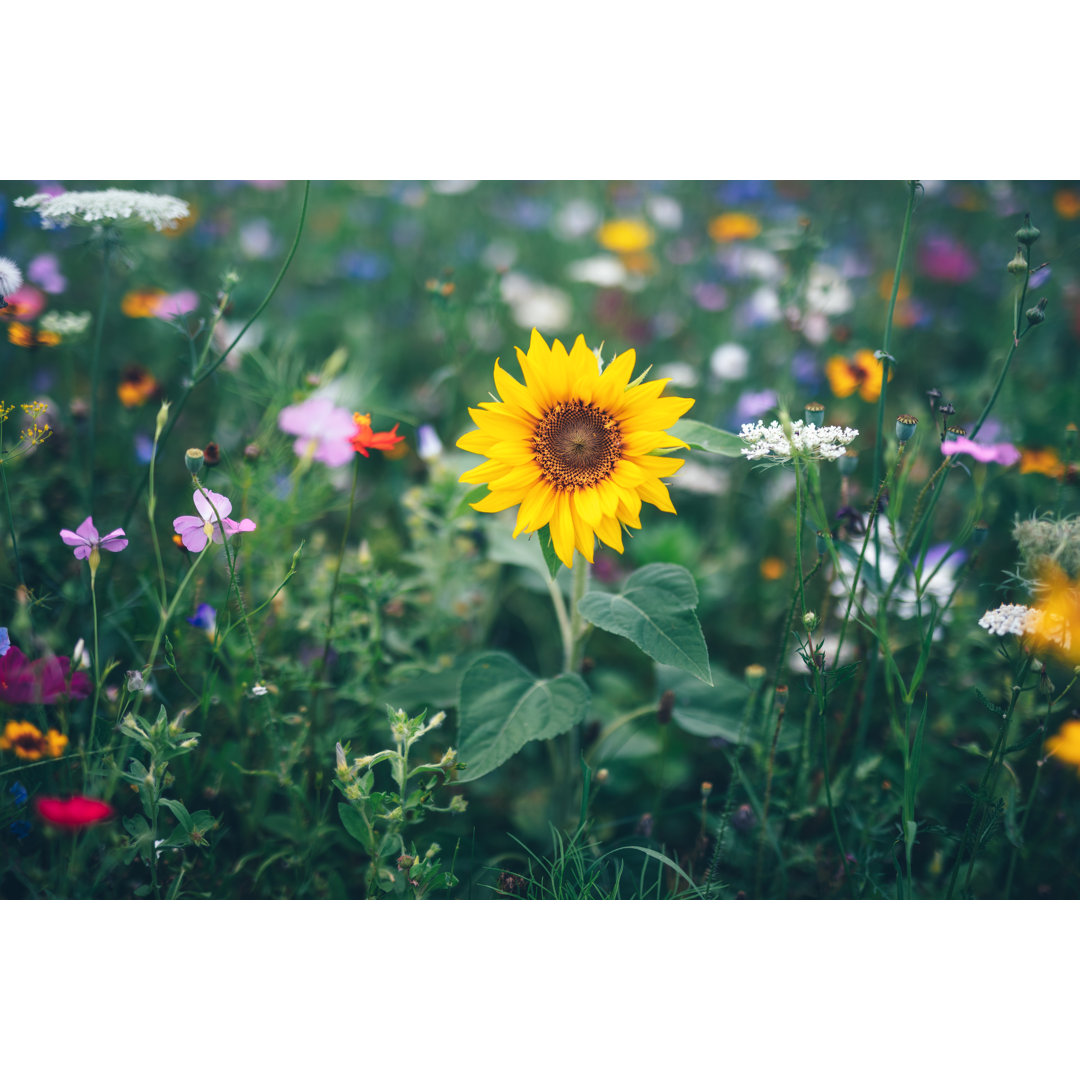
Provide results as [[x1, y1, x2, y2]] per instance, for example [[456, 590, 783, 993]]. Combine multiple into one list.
[[457, 329, 694, 568], [0, 720, 68, 761], [1045, 721, 1080, 774], [708, 212, 761, 243], [597, 219, 655, 254], [824, 349, 892, 402], [1028, 565, 1080, 665]]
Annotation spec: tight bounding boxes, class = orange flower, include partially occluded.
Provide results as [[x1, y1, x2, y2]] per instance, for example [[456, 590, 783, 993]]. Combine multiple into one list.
[[118, 367, 159, 408], [1053, 190, 1080, 220], [1046, 720, 1080, 774], [1028, 566, 1080, 665], [350, 413, 405, 458], [824, 349, 892, 402], [708, 212, 761, 243], [162, 202, 199, 236], [121, 288, 166, 318], [1018, 448, 1065, 478], [596, 220, 654, 254], [0, 720, 68, 761], [7, 323, 60, 347], [760, 557, 785, 580]]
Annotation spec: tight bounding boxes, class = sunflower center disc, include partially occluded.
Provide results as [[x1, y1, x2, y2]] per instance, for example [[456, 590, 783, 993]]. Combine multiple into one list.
[[533, 400, 623, 489]]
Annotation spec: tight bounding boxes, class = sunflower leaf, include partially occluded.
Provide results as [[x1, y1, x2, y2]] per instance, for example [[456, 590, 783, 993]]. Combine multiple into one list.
[[670, 419, 744, 457], [579, 564, 713, 685], [457, 652, 589, 782], [537, 525, 562, 580]]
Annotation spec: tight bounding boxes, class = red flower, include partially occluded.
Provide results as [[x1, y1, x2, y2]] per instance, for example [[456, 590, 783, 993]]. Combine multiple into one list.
[[350, 412, 405, 458], [35, 795, 114, 829], [0, 646, 92, 704]]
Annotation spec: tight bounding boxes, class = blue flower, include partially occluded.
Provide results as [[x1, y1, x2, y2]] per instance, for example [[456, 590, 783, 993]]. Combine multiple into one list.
[[10, 781, 28, 807], [186, 603, 217, 638], [0, 626, 9, 656], [10, 820, 31, 839]]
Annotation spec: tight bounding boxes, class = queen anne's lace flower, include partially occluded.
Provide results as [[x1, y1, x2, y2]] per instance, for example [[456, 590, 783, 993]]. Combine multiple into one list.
[[40, 311, 92, 336], [978, 603, 1038, 637], [740, 419, 859, 462], [15, 189, 190, 232]]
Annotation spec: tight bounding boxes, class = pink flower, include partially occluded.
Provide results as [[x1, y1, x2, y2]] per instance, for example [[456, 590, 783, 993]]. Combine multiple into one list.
[[277, 397, 357, 467], [918, 235, 977, 284], [36, 794, 113, 829], [153, 289, 199, 321], [941, 435, 1021, 466], [0, 645, 91, 704], [173, 489, 256, 553], [2, 283, 46, 321], [60, 517, 128, 561], [28, 253, 67, 294]]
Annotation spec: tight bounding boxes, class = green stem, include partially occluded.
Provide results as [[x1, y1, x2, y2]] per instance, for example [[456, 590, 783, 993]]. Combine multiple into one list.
[[874, 181, 919, 495], [88, 569, 101, 754], [145, 545, 211, 675], [88, 236, 112, 514], [321, 452, 362, 673]]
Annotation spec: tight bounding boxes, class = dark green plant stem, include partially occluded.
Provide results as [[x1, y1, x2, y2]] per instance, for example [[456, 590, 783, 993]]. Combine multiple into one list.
[[88, 236, 113, 514], [119, 180, 311, 533], [945, 656, 1032, 898], [320, 451, 362, 673], [873, 181, 919, 495], [0, 462, 34, 639]]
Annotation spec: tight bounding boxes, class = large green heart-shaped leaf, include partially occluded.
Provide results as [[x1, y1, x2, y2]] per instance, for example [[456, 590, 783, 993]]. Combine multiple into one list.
[[579, 563, 712, 685], [457, 652, 589, 782]]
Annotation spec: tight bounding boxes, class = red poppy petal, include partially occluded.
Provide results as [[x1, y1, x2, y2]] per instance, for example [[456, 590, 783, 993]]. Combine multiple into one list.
[[36, 795, 114, 828]]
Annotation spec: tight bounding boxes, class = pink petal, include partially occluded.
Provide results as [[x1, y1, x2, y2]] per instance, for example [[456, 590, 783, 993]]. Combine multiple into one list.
[[75, 516, 99, 544], [99, 529, 128, 552], [173, 514, 203, 533], [193, 488, 232, 522], [180, 526, 209, 553], [60, 528, 87, 548]]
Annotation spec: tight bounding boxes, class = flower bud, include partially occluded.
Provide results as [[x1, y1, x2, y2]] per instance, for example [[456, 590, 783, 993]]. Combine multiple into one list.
[[595, 768, 610, 785], [1016, 213, 1041, 248], [203, 441, 221, 467], [155, 400, 170, 439], [744, 663, 766, 685], [700, 781, 713, 799], [657, 689, 675, 725], [838, 450, 858, 476], [1025, 298, 1048, 327], [1007, 247, 1028, 276], [184, 447, 204, 476], [972, 520, 988, 546], [896, 414, 918, 443], [775, 684, 789, 706], [804, 402, 825, 427], [944, 426, 967, 441], [802, 611, 818, 631], [815, 530, 829, 555]]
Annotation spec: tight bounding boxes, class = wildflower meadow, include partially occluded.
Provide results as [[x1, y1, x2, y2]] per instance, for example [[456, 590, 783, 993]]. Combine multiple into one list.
[[3, 179, 1080, 901]]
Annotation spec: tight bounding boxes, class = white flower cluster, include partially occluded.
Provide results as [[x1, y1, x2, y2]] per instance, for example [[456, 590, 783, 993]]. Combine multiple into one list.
[[978, 603, 1038, 637], [40, 310, 92, 336], [740, 419, 859, 461], [0, 256, 22, 298], [15, 189, 190, 232]]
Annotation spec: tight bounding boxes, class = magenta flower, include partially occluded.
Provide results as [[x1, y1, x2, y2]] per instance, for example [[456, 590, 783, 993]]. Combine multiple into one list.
[[60, 517, 129, 561], [173, 489, 256, 553], [277, 397, 357, 467], [154, 289, 199, 321], [941, 435, 1021, 466], [0, 645, 91, 704]]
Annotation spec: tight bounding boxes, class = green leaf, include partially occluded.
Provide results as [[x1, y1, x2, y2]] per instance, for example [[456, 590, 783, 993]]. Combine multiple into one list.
[[457, 652, 589, 782], [579, 564, 712, 685], [159, 798, 193, 833], [537, 525, 562, 580], [670, 419, 744, 457], [337, 803, 374, 854], [659, 664, 755, 742]]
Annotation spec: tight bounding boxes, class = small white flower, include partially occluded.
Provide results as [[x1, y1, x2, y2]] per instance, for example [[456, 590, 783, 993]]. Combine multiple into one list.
[[416, 424, 443, 463], [251, 683, 269, 697], [710, 342, 750, 381], [39, 310, 92, 336], [0, 256, 22, 299], [978, 604, 1036, 637], [15, 188, 190, 232], [740, 419, 859, 462]]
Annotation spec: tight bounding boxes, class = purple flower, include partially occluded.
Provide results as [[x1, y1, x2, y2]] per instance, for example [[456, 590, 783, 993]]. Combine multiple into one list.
[[732, 389, 778, 426], [918, 234, 977, 284], [186, 603, 217, 637], [277, 397, 356, 467], [173, 489, 256, 553], [59, 517, 128, 561], [27, 253, 67, 294], [941, 435, 1020, 466]]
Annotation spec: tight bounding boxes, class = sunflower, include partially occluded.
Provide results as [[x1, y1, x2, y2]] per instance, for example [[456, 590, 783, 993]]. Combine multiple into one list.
[[457, 329, 694, 568]]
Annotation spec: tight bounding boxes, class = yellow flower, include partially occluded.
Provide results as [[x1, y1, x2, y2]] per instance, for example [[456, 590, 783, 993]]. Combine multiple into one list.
[[1028, 566, 1080, 665], [1019, 448, 1065, 478], [1053, 189, 1080, 220], [7, 323, 60, 348], [457, 329, 694, 568], [760, 557, 785, 581], [1045, 720, 1080, 773], [596, 220, 654, 254], [0, 720, 68, 761], [708, 212, 761, 243], [824, 349, 891, 402]]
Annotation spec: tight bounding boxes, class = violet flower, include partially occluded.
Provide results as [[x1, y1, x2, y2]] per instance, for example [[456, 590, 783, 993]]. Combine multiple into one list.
[[941, 435, 1021, 466], [277, 397, 357, 467], [60, 517, 128, 578], [0, 645, 91, 704], [173, 489, 256, 553]]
